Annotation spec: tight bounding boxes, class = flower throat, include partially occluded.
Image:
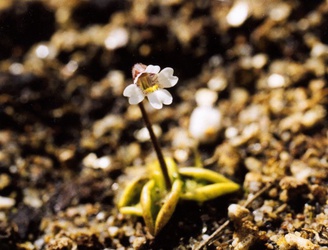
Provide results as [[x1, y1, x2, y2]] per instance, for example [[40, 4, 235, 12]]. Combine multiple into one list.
[[137, 73, 159, 94]]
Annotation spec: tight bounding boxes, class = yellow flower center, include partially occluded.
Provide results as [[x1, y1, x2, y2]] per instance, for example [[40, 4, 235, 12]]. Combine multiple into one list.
[[137, 73, 159, 94]]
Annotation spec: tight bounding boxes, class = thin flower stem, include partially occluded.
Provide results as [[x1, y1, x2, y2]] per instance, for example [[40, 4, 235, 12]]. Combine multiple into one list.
[[138, 102, 172, 190]]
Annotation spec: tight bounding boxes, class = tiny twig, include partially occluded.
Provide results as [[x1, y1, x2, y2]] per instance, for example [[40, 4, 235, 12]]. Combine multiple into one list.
[[194, 182, 273, 250], [203, 156, 217, 167], [138, 102, 172, 190], [194, 220, 230, 250], [242, 182, 273, 208]]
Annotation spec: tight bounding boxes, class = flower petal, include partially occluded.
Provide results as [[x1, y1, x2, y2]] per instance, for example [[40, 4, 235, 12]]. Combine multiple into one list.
[[147, 90, 173, 109], [132, 63, 147, 79], [158, 67, 178, 88], [145, 65, 160, 74], [134, 65, 160, 84], [156, 89, 173, 105], [147, 92, 163, 109], [123, 84, 145, 104]]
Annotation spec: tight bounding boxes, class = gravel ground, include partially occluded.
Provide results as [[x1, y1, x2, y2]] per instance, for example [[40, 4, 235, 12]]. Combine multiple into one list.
[[0, 0, 328, 249]]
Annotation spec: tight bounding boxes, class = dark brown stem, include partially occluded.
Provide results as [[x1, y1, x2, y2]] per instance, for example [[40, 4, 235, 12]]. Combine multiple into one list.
[[138, 102, 172, 190]]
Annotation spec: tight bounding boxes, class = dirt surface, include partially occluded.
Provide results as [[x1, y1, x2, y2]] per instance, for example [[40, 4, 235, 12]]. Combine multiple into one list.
[[1, 0, 328, 249]]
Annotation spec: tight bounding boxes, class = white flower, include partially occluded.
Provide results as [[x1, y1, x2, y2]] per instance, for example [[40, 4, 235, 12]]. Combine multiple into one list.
[[123, 63, 178, 109]]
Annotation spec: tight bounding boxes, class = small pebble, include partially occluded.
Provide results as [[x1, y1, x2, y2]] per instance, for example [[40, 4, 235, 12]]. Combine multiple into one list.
[[285, 232, 319, 250], [189, 106, 222, 143], [195, 88, 218, 107], [134, 125, 162, 142], [108, 226, 119, 237], [0, 196, 15, 209], [105, 27, 129, 50], [226, 0, 249, 27], [83, 153, 112, 169], [207, 76, 227, 92], [267, 73, 286, 88]]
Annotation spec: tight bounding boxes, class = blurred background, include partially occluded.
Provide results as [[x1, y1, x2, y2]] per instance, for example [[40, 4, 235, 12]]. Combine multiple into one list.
[[1, 0, 328, 249]]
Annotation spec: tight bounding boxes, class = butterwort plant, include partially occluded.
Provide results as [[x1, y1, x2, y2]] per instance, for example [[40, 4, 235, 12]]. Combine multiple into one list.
[[123, 63, 179, 190], [119, 63, 239, 236]]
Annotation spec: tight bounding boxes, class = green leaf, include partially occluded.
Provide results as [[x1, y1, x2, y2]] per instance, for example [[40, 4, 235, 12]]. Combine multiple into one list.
[[118, 176, 148, 214], [181, 182, 240, 202], [140, 179, 159, 235], [118, 157, 240, 235], [179, 167, 240, 202], [140, 179, 183, 235], [179, 167, 234, 183], [147, 157, 180, 190], [119, 204, 143, 216], [155, 179, 183, 235]]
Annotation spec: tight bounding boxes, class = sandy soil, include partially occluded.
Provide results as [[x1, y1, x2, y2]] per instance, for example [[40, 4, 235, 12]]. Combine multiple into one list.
[[0, 0, 328, 249]]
